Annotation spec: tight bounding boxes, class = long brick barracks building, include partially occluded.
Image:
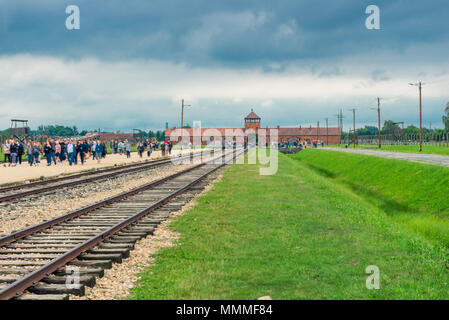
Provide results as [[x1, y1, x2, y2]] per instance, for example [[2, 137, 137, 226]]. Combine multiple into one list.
[[165, 110, 341, 145]]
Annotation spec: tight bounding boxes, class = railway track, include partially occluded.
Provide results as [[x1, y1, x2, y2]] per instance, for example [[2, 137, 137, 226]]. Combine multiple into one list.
[[0, 152, 199, 203], [0, 148, 244, 300]]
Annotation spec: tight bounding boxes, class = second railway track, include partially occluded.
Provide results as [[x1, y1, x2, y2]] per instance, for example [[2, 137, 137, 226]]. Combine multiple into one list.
[[0, 148, 245, 300]]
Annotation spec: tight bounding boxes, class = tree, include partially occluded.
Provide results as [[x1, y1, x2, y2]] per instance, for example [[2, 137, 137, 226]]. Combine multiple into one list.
[[405, 125, 419, 136], [443, 102, 449, 132], [33, 125, 80, 137], [381, 120, 400, 135], [356, 126, 378, 136]]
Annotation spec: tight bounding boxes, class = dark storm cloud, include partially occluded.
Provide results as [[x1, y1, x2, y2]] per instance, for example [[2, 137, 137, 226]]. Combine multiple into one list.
[[0, 0, 447, 131], [0, 0, 447, 66]]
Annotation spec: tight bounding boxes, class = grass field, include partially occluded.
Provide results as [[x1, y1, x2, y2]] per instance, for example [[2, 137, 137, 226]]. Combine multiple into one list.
[[129, 150, 449, 299], [294, 149, 449, 248], [329, 144, 449, 156]]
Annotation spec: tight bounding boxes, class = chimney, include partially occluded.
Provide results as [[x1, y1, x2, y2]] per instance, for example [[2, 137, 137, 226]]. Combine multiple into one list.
[[277, 125, 280, 130]]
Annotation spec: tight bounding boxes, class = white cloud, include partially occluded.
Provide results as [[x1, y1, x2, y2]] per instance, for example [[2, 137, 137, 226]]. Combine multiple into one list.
[[0, 52, 447, 130]]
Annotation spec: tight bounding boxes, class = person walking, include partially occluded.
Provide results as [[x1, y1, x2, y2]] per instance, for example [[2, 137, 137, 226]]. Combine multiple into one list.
[[44, 142, 53, 166], [91, 141, 96, 160], [55, 141, 61, 163], [32, 142, 41, 165], [26, 140, 34, 166], [118, 141, 124, 155], [137, 142, 144, 158], [79, 140, 88, 165], [102, 141, 107, 158], [3, 140, 11, 165], [74, 141, 80, 165], [66, 139, 76, 166], [59, 140, 66, 162], [147, 142, 152, 158], [95, 140, 103, 164], [49, 139, 57, 165], [17, 141, 24, 165], [125, 140, 131, 158], [87, 139, 92, 159], [9, 140, 18, 166]]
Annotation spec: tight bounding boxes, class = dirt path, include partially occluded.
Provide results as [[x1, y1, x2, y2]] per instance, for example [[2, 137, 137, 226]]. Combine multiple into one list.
[[0, 149, 190, 185]]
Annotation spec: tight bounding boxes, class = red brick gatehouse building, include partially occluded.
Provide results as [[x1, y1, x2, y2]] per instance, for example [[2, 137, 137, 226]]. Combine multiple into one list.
[[165, 110, 341, 145]]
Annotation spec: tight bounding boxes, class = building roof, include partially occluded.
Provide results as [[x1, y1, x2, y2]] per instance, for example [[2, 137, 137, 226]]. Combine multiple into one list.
[[166, 128, 246, 137], [244, 109, 261, 119], [277, 127, 340, 136], [165, 127, 340, 137]]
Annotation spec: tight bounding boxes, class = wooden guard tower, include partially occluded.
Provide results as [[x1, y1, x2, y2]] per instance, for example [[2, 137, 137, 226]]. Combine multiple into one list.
[[10, 119, 30, 143]]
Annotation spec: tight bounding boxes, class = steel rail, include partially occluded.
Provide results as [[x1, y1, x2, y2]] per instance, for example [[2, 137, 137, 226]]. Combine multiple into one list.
[[0, 156, 173, 193], [0, 149, 244, 300], [0, 156, 203, 246], [0, 152, 200, 203]]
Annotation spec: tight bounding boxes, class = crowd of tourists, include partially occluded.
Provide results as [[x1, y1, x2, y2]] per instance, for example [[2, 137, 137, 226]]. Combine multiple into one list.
[[2, 138, 174, 167], [111, 139, 173, 158], [278, 140, 325, 149], [2, 138, 109, 167]]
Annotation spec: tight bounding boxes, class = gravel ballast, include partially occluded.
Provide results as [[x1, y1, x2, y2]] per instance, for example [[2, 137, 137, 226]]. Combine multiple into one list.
[[0, 163, 192, 236], [73, 171, 225, 300]]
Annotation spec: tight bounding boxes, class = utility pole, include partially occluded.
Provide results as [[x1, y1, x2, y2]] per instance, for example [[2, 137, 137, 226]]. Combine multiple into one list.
[[317, 121, 320, 145], [409, 81, 424, 152], [181, 99, 191, 151], [325, 117, 329, 146], [340, 109, 343, 133], [370, 98, 382, 148], [334, 109, 344, 146], [348, 108, 357, 148], [334, 113, 340, 146], [340, 109, 344, 146], [377, 98, 381, 148], [181, 99, 191, 130]]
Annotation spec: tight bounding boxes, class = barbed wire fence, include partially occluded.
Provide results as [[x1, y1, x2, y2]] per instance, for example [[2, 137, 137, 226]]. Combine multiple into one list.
[[342, 132, 449, 147]]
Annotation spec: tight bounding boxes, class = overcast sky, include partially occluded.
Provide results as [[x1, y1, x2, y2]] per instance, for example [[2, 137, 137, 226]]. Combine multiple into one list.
[[0, 0, 448, 132]]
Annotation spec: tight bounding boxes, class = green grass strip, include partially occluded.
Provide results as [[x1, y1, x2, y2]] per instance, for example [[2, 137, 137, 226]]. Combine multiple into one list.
[[129, 152, 449, 300]]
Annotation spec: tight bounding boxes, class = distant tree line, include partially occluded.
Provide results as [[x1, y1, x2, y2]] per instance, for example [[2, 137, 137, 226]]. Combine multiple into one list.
[[34, 125, 80, 137], [0, 125, 168, 141], [443, 102, 449, 132], [144, 130, 165, 141], [342, 102, 449, 138]]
